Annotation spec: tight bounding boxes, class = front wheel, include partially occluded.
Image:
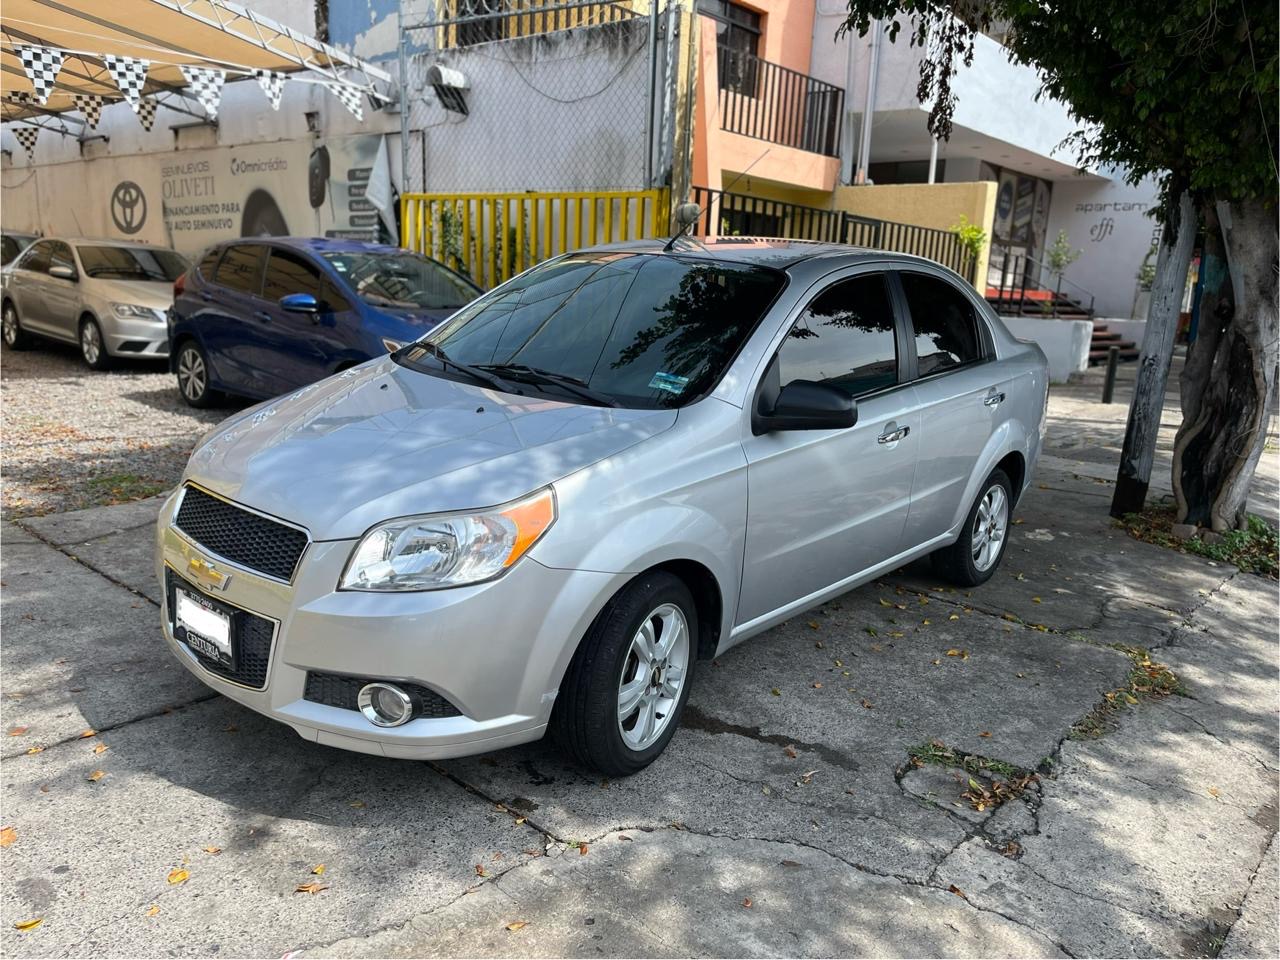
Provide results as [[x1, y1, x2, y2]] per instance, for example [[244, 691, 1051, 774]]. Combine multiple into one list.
[[552, 572, 697, 777], [175, 340, 221, 408], [2, 302, 31, 350], [79, 318, 113, 370], [930, 468, 1013, 587]]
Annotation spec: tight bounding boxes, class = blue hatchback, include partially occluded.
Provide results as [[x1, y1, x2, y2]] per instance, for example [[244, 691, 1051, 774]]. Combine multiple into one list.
[[168, 237, 482, 406]]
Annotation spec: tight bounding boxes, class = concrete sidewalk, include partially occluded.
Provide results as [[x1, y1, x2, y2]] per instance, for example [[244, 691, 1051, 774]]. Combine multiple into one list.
[[1, 373, 1276, 958]]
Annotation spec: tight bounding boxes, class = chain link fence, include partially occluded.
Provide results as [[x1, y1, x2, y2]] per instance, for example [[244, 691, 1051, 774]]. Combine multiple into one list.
[[398, 1, 673, 196]]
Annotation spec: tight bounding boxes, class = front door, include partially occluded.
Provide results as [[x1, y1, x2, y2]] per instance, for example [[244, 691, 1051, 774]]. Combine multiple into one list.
[[259, 246, 332, 390], [738, 271, 920, 628], [9, 241, 54, 334], [45, 242, 81, 340]]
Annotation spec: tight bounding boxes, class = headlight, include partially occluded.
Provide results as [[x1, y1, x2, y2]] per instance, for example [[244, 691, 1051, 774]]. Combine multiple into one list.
[[339, 488, 556, 591], [111, 302, 159, 320]]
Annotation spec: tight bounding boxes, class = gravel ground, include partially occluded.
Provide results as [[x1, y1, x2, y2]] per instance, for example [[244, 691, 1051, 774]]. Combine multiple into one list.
[[1, 341, 248, 519]]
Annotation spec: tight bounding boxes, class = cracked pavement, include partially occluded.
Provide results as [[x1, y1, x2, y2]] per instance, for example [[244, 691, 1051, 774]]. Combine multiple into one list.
[[1, 367, 1276, 958]]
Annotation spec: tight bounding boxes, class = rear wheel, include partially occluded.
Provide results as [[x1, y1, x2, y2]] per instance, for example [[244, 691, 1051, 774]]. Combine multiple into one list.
[[1, 301, 31, 350], [552, 572, 697, 777], [930, 468, 1013, 587], [175, 339, 220, 408], [79, 317, 113, 370]]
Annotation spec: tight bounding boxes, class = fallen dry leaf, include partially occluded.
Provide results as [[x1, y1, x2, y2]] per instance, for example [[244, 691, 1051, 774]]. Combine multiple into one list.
[[783, 744, 798, 759], [167, 868, 189, 885], [1208, 787, 1221, 798], [13, 918, 42, 931], [506, 921, 528, 932], [92, 743, 107, 754], [807, 621, 819, 630], [860, 699, 874, 709], [812, 681, 823, 689], [0, 826, 15, 848], [86, 770, 105, 782], [202, 846, 221, 855], [770, 688, 781, 697], [513, 817, 527, 825], [8, 726, 28, 737], [742, 897, 753, 908], [475, 864, 488, 877], [348, 800, 366, 809], [78, 729, 96, 739], [25, 746, 43, 755], [145, 904, 160, 918], [295, 882, 328, 895], [578, 843, 589, 856], [780, 859, 802, 868], [948, 884, 968, 900], [979, 731, 992, 738], [312, 864, 326, 876]]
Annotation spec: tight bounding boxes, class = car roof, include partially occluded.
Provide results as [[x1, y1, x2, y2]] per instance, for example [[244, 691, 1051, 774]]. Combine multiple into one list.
[[220, 236, 403, 256], [573, 237, 946, 271]]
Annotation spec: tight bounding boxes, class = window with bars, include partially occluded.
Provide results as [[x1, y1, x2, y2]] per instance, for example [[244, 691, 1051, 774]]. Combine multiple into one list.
[[699, 0, 762, 93]]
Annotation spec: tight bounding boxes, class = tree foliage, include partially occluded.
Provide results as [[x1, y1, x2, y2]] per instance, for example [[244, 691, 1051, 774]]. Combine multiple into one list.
[[839, 1, 1278, 219]]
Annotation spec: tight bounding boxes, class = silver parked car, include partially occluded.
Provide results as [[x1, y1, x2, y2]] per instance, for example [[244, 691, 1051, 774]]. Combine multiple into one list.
[[1, 237, 188, 368], [155, 239, 1048, 775]]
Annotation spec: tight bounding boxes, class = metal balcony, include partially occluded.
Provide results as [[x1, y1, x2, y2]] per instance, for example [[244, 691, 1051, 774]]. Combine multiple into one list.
[[717, 47, 844, 157]]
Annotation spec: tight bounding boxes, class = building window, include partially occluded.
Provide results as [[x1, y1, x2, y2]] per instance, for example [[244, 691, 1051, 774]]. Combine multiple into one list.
[[700, 0, 762, 93]]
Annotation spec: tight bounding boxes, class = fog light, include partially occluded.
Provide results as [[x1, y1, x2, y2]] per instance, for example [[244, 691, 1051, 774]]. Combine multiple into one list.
[[357, 682, 415, 727]]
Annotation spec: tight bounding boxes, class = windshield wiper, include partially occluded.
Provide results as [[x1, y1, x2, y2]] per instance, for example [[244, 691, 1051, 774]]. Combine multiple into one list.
[[413, 342, 521, 394], [478, 363, 620, 408]]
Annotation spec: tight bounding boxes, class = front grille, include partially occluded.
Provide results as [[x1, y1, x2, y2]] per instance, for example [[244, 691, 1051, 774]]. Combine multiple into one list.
[[304, 672, 462, 719], [174, 485, 308, 582], [166, 569, 275, 689]]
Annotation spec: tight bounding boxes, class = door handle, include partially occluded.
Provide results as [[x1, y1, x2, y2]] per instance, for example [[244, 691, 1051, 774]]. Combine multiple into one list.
[[199, 292, 213, 302], [254, 310, 272, 322], [878, 425, 910, 444], [983, 392, 1006, 407]]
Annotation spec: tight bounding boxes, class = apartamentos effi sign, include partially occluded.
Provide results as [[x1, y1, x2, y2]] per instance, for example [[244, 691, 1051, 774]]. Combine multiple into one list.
[[2, 134, 392, 257]]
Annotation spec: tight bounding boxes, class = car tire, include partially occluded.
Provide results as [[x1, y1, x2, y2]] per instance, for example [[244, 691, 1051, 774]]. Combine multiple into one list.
[[79, 317, 113, 370], [552, 571, 698, 777], [931, 468, 1014, 587], [174, 339, 221, 408], [1, 301, 31, 350]]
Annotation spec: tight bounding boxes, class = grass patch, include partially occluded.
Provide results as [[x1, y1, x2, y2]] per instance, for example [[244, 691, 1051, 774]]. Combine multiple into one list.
[[906, 741, 1038, 813], [1071, 645, 1182, 739], [1118, 506, 1278, 579]]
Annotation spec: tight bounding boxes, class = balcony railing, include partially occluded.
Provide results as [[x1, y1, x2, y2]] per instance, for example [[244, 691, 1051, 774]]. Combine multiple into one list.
[[433, 0, 641, 49], [717, 47, 843, 157]]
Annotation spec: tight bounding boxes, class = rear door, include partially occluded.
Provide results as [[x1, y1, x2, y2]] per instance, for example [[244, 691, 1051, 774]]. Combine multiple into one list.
[[203, 243, 272, 396], [738, 270, 920, 627], [894, 269, 1013, 549], [259, 246, 332, 389]]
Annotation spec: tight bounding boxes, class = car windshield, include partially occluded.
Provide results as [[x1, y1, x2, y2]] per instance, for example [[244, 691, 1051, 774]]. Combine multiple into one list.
[[396, 252, 787, 409], [78, 246, 188, 282], [322, 251, 479, 310]]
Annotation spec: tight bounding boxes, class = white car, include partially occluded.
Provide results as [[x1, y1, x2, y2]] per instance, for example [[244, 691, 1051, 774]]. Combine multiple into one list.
[[1, 237, 188, 369]]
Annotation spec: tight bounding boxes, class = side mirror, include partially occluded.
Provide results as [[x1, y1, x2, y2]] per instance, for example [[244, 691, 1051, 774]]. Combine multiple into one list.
[[756, 380, 857, 433], [49, 264, 76, 281], [280, 292, 319, 313]]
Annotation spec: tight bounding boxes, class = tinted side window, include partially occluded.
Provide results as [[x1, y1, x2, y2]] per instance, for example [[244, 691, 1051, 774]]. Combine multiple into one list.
[[322, 277, 352, 313], [51, 242, 76, 276], [213, 244, 266, 295], [1, 237, 19, 264], [261, 249, 322, 302], [197, 247, 221, 278], [18, 241, 52, 274], [778, 273, 898, 396], [900, 273, 983, 377]]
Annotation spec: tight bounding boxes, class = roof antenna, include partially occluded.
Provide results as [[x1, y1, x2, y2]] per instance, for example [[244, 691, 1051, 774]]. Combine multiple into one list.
[[663, 147, 772, 252]]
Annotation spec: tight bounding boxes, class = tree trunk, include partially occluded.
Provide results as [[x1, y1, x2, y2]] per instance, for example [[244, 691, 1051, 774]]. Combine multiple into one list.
[[1110, 191, 1198, 518], [1171, 197, 1279, 531]]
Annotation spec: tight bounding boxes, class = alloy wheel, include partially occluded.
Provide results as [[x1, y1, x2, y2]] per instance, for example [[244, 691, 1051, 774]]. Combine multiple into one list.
[[617, 602, 690, 751], [971, 483, 1009, 572], [2, 306, 16, 346], [177, 346, 206, 402], [80, 322, 102, 366]]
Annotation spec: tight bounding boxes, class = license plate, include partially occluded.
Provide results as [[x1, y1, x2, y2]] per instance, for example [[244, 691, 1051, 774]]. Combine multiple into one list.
[[175, 589, 233, 669]]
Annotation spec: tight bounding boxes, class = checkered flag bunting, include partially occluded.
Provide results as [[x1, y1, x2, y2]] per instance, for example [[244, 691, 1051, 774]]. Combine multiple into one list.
[[255, 69, 286, 110], [17, 45, 64, 105], [134, 96, 159, 131], [12, 126, 39, 159], [180, 65, 225, 119], [323, 80, 364, 121], [103, 54, 150, 105], [73, 93, 106, 128]]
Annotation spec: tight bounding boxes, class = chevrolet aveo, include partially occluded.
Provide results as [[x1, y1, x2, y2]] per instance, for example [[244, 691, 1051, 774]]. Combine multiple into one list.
[[156, 239, 1048, 776]]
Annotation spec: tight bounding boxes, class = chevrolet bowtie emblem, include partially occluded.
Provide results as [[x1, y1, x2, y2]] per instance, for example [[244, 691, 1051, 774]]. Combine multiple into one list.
[[187, 555, 231, 591]]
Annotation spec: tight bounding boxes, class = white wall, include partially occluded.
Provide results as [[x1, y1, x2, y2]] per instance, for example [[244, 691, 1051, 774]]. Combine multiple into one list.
[[1004, 316, 1092, 383], [1043, 173, 1163, 319]]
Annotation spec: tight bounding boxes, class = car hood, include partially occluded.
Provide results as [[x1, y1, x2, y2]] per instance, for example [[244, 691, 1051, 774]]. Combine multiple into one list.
[[185, 357, 676, 540], [85, 277, 175, 310]]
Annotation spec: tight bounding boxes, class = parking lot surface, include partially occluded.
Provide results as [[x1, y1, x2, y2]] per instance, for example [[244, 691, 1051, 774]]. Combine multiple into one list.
[[1, 360, 1276, 958]]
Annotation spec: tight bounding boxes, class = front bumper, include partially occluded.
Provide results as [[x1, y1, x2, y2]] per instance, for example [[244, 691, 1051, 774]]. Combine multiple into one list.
[[154, 489, 619, 759], [103, 313, 169, 358]]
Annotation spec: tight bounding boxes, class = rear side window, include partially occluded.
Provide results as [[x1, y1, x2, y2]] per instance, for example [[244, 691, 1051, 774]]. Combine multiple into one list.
[[900, 273, 983, 377], [197, 247, 221, 277], [777, 273, 898, 396], [261, 248, 322, 302], [213, 244, 266, 295]]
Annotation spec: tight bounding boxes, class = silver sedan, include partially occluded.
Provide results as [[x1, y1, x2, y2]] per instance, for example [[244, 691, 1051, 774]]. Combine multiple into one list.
[[155, 239, 1049, 775], [1, 237, 187, 369]]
